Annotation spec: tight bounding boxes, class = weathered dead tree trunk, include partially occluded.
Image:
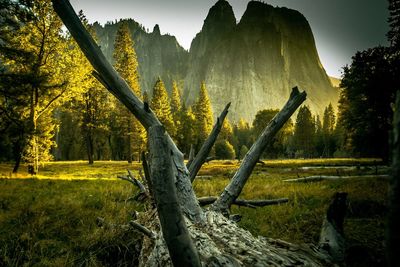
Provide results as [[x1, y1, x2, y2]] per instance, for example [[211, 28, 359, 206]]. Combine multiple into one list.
[[188, 102, 231, 182], [318, 192, 347, 265], [387, 91, 400, 267], [52, 1, 348, 266], [52, 0, 204, 223], [212, 87, 306, 215], [148, 125, 201, 266]]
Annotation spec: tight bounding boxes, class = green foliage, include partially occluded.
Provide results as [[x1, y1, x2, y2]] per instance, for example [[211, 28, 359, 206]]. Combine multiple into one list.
[[150, 78, 176, 136], [113, 21, 145, 162], [0, 0, 77, 172], [293, 106, 316, 158], [252, 109, 293, 158], [388, 0, 400, 49], [0, 159, 388, 266], [215, 140, 236, 159], [193, 82, 213, 149], [338, 47, 397, 159], [176, 104, 196, 155], [233, 118, 253, 158], [238, 145, 249, 159]]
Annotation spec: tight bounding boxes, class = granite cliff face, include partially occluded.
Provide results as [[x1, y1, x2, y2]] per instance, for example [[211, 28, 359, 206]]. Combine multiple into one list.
[[94, 20, 188, 95], [94, 0, 338, 122], [184, 0, 338, 121]]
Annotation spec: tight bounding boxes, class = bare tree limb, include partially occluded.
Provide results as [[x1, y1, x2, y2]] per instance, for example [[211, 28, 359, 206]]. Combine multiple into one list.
[[283, 174, 389, 183], [189, 102, 231, 182], [212, 87, 306, 214], [148, 125, 201, 267], [387, 91, 400, 267], [198, 197, 288, 207], [187, 144, 195, 167], [52, 0, 204, 222], [318, 192, 347, 264], [129, 221, 156, 240]]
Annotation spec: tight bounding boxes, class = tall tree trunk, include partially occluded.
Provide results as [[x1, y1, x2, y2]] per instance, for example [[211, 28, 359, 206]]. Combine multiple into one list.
[[127, 117, 132, 163], [86, 131, 94, 165], [387, 91, 400, 267]]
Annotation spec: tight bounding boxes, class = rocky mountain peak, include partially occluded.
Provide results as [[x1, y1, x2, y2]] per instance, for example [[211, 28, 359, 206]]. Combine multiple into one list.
[[201, 0, 236, 35]]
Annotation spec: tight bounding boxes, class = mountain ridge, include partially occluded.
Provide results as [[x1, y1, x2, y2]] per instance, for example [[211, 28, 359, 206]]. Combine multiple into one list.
[[94, 0, 339, 122]]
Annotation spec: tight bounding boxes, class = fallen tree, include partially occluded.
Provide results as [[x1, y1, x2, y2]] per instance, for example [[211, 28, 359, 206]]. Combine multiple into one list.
[[52, 0, 347, 265], [284, 174, 389, 183]]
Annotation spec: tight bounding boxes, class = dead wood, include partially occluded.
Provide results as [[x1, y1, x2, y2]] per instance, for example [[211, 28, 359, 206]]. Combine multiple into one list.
[[283, 174, 389, 183], [189, 102, 231, 182], [198, 197, 289, 207], [318, 192, 347, 265], [212, 87, 306, 214], [52, 0, 204, 223], [148, 125, 201, 267]]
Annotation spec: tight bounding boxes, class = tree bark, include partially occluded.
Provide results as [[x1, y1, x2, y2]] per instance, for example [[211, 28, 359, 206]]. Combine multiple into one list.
[[319, 192, 347, 265], [189, 102, 230, 182], [198, 197, 289, 207], [387, 91, 400, 267], [52, 0, 204, 223], [148, 125, 201, 267], [212, 87, 306, 214]]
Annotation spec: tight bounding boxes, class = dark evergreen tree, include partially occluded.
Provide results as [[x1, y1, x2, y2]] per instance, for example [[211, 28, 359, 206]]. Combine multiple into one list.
[[292, 106, 316, 158]]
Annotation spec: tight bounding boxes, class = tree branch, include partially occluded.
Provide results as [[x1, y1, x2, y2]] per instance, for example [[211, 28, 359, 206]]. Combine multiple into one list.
[[148, 125, 201, 267], [52, 0, 203, 222], [189, 102, 231, 182], [212, 87, 306, 215], [198, 197, 288, 207]]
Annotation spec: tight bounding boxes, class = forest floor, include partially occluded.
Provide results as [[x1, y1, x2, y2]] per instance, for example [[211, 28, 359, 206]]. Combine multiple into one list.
[[0, 159, 388, 266]]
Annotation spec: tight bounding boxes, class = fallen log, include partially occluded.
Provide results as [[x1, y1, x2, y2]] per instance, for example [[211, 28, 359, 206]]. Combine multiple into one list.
[[198, 197, 289, 207], [283, 174, 389, 183]]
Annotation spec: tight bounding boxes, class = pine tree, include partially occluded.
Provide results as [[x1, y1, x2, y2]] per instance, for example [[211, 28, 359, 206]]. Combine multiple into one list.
[[388, 0, 400, 49], [150, 77, 176, 136], [292, 106, 316, 158], [113, 21, 145, 162], [176, 103, 196, 155], [0, 0, 75, 173], [322, 103, 336, 157], [170, 81, 182, 140], [193, 82, 213, 149]]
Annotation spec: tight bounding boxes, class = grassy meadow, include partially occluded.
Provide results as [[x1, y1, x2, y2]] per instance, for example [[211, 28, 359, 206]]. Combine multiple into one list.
[[0, 159, 388, 266]]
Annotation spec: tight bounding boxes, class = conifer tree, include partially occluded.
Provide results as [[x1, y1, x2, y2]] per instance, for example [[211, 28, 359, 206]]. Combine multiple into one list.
[[177, 103, 197, 155], [322, 103, 336, 157], [113, 21, 145, 162], [292, 106, 316, 158], [0, 0, 74, 172], [150, 77, 176, 136], [170, 81, 182, 139], [388, 0, 400, 49], [193, 82, 213, 148]]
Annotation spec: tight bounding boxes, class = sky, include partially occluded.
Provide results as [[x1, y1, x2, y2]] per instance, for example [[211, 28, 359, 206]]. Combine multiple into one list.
[[69, 0, 389, 78]]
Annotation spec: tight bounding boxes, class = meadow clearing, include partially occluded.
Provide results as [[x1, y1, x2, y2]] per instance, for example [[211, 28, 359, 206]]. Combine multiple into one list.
[[0, 159, 388, 266]]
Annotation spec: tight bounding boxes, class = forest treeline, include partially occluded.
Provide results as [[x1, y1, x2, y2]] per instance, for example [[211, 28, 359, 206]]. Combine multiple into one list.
[[1, 0, 399, 173]]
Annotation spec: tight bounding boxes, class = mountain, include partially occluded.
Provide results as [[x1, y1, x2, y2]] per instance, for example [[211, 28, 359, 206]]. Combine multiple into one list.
[[184, 0, 339, 121], [93, 20, 188, 95], [94, 0, 339, 122]]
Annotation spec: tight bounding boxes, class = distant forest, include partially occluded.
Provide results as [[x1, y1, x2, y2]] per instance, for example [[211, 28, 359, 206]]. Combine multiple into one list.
[[1, 0, 399, 173]]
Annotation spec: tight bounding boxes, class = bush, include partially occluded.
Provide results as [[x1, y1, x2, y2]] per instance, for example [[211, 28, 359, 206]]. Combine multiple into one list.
[[239, 145, 249, 159], [215, 140, 236, 159]]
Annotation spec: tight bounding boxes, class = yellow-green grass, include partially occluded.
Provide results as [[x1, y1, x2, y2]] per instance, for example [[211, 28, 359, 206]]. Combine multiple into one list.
[[0, 159, 389, 266]]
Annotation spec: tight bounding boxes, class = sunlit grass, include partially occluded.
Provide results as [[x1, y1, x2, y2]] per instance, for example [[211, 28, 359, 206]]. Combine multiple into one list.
[[0, 159, 389, 266]]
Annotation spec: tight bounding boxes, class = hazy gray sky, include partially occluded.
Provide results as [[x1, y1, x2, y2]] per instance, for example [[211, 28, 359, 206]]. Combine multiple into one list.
[[69, 0, 389, 78]]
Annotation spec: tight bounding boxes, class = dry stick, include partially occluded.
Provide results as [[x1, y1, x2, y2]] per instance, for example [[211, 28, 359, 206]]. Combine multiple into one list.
[[148, 125, 201, 267], [283, 174, 389, 183], [52, 0, 203, 223], [127, 169, 147, 193], [318, 192, 347, 264], [189, 102, 231, 182], [129, 221, 156, 240], [387, 91, 400, 267], [198, 197, 288, 207], [212, 87, 306, 215]]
